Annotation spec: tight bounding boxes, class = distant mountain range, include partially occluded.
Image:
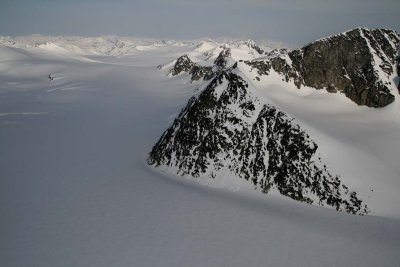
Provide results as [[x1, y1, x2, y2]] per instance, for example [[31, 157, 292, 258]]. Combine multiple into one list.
[[0, 34, 279, 57]]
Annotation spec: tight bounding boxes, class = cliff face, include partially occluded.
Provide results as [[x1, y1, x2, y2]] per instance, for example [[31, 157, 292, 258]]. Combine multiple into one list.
[[289, 28, 399, 107]]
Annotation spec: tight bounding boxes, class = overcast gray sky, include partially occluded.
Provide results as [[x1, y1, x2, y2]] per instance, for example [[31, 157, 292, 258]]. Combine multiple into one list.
[[0, 0, 398, 46]]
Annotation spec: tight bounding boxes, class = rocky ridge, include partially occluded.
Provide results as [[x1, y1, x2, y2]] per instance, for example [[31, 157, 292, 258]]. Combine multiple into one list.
[[150, 56, 369, 214], [165, 28, 399, 107], [167, 54, 214, 82], [165, 39, 265, 82], [246, 28, 400, 107]]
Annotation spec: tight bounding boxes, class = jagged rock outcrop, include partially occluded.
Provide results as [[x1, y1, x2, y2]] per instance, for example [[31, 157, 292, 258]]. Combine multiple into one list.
[[214, 47, 232, 69], [246, 40, 264, 55], [244, 54, 303, 88], [169, 48, 237, 82], [169, 54, 213, 81], [189, 65, 214, 81], [237, 39, 264, 55], [246, 28, 400, 107], [169, 54, 194, 76], [148, 70, 369, 215]]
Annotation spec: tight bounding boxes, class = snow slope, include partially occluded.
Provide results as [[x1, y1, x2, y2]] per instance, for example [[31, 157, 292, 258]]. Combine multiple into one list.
[[0, 38, 399, 267], [240, 63, 400, 217]]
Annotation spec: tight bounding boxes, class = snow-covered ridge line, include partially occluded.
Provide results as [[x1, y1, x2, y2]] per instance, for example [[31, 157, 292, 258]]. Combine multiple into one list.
[[313, 27, 399, 45], [0, 35, 180, 57], [0, 34, 275, 57], [159, 41, 267, 82], [161, 27, 400, 107]]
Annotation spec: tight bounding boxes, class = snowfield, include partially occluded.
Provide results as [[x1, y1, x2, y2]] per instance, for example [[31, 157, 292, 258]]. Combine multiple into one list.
[[0, 37, 399, 267]]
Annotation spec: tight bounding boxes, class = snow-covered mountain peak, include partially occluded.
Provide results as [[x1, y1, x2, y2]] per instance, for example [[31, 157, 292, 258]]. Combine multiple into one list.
[[236, 39, 264, 54], [149, 64, 369, 214], [149, 27, 400, 216], [195, 39, 219, 51]]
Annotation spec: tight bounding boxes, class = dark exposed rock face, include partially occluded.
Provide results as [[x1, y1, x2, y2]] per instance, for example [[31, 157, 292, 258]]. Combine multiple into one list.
[[397, 53, 400, 91], [396, 49, 400, 77], [214, 47, 232, 69], [169, 48, 236, 82], [244, 55, 303, 88], [189, 65, 213, 81], [169, 54, 213, 82], [244, 60, 271, 76], [148, 70, 369, 215], [247, 28, 400, 107], [291, 28, 399, 107], [397, 59, 400, 76], [169, 55, 194, 76]]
